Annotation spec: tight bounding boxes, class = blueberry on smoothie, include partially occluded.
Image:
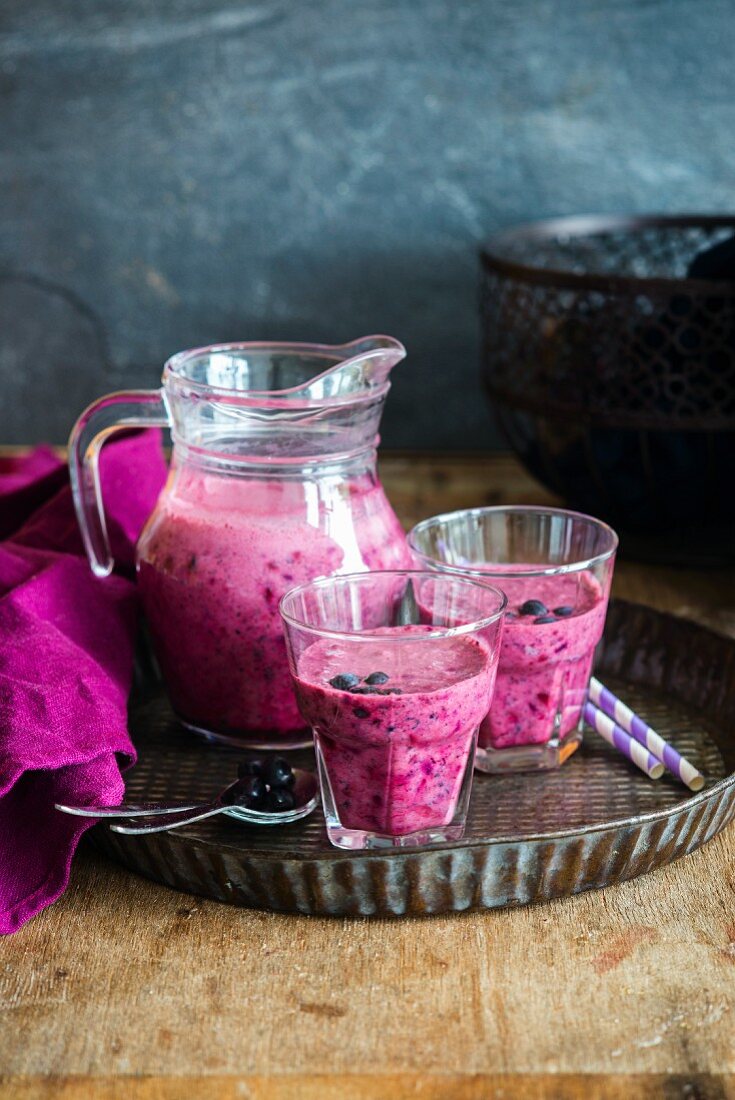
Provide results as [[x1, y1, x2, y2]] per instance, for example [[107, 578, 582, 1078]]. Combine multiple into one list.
[[364, 671, 390, 685], [519, 599, 547, 616], [533, 615, 558, 624], [553, 606, 574, 617], [329, 673, 361, 691]]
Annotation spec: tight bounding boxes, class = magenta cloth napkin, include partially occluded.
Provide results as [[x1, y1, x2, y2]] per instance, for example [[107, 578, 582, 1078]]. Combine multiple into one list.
[[0, 433, 167, 934]]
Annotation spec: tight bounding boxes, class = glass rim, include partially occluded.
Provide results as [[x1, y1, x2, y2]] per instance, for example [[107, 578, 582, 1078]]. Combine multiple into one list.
[[278, 569, 508, 641], [408, 505, 619, 578]]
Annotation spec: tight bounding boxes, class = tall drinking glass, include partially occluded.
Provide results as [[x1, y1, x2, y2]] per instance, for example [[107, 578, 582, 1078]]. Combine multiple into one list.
[[280, 570, 506, 848], [409, 507, 617, 773]]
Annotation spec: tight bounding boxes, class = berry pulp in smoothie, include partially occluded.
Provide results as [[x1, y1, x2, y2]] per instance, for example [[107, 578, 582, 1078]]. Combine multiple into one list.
[[137, 465, 412, 739], [481, 568, 608, 750], [294, 626, 496, 836]]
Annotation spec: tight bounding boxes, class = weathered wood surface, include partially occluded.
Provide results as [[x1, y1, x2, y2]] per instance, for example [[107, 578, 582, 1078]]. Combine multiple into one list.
[[2, 453, 735, 1099]]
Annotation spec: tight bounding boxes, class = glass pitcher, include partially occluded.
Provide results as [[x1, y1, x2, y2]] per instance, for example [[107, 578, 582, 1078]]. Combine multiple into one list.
[[69, 337, 413, 748]]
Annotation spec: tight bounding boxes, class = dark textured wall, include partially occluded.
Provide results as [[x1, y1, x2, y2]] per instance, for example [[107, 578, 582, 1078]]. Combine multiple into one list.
[[1, 0, 734, 447]]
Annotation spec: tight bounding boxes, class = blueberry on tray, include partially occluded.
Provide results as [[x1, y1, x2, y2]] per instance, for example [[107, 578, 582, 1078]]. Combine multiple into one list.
[[264, 757, 295, 789], [238, 758, 265, 779], [266, 787, 296, 812], [227, 775, 267, 809], [234, 755, 297, 811]]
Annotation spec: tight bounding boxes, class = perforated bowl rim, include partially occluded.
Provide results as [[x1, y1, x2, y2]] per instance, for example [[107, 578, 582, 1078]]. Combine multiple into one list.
[[480, 213, 735, 296]]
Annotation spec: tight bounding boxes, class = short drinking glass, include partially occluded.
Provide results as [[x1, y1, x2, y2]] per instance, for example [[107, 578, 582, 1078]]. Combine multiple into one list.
[[409, 507, 618, 773], [279, 570, 506, 849]]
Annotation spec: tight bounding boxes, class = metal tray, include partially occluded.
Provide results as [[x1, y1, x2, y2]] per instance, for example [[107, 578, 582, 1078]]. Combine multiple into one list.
[[94, 600, 735, 917]]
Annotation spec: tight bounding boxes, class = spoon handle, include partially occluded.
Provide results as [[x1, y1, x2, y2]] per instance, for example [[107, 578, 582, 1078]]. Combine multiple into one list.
[[109, 804, 225, 834], [55, 801, 207, 819]]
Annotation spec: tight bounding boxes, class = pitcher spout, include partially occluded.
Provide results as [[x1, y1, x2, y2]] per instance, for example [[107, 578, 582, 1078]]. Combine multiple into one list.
[[333, 335, 406, 388], [293, 335, 406, 401]]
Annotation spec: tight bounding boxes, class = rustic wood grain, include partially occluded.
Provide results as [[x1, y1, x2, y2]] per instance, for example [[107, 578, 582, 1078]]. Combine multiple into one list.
[[2, 452, 735, 1097], [3, 1074, 735, 1099]]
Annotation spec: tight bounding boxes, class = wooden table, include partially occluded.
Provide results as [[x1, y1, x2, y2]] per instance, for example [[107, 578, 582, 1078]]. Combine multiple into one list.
[[3, 454, 735, 1100]]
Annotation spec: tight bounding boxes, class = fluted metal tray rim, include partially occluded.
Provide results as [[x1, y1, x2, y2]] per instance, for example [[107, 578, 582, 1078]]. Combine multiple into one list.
[[93, 599, 735, 916], [174, 771, 734, 862]]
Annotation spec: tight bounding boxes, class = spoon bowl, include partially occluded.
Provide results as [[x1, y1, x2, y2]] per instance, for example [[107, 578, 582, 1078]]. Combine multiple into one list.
[[108, 769, 319, 834]]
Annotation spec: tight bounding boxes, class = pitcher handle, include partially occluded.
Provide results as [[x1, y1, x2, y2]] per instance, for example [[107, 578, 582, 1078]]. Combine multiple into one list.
[[68, 389, 169, 578]]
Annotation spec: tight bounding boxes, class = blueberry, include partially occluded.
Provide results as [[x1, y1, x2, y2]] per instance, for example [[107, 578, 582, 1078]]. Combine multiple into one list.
[[329, 673, 360, 691], [553, 605, 574, 617], [267, 787, 296, 812], [237, 758, 264, 779], [227, 775, 266, 809], [354, 706, 369, 719], [264, 756, 295, 789], [534, 615, 557, 624], [519, 599, 547, 616], [364, 671, 390, 685]]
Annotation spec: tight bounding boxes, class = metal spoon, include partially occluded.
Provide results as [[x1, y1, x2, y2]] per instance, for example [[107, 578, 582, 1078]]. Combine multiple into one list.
[[55, 769, 319, 832], [56, 798, 202, 819]]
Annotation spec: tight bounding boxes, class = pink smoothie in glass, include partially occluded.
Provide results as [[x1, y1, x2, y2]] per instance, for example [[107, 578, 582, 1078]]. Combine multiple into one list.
[[137, 466, 412, 738], [294, 626, 495, 835], [481, 568, 608, 750]]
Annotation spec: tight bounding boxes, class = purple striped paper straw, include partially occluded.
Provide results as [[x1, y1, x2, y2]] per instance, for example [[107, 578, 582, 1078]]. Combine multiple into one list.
[[589, 677, 704, 792], [583, 701, 664, 780]]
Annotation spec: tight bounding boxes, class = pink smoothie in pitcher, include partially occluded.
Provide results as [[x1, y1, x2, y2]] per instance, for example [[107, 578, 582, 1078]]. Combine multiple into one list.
[[294, 627, 495, 835], [481, 568, 608, 751], [137, 466, 412, 738]]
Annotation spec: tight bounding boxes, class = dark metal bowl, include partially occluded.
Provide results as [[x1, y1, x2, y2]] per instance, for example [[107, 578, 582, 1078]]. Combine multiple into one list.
[[480, 215, 735, 565]]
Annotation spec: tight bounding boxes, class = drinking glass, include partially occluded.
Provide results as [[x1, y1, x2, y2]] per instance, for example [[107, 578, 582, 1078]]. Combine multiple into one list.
[[409, 507, 617, 773], [280, 570, 506, 848]]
